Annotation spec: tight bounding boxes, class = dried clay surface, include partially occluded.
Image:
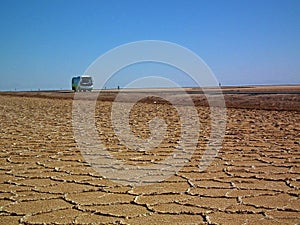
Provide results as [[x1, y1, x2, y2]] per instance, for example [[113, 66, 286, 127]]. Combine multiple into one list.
[[0, 88, 299, 225]]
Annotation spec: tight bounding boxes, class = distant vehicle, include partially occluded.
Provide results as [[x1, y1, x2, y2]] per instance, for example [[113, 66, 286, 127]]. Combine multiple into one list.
[[72, 75, 93, 92]]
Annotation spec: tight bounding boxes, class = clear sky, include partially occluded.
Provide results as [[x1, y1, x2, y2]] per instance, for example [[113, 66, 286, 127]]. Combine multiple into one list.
[[0, 0, 299, 91]]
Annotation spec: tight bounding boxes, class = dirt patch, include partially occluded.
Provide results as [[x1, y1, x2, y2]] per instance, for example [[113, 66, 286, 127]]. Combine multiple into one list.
[[0, 87, 299, 224]]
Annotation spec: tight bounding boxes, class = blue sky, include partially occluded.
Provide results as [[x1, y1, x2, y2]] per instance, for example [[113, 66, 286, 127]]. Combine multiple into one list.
[[0, 0, 299, 90]]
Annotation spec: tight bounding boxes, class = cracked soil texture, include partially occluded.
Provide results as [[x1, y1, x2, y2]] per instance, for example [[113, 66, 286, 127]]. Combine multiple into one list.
[[0, 89, 299, 225]]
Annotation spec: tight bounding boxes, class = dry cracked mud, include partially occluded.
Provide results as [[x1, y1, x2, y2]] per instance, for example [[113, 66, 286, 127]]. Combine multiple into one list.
[[0, 89, 299, 224]]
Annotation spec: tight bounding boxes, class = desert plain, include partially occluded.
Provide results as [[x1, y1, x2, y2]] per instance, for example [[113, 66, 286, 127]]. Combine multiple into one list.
[[0, 86, 299, 224]]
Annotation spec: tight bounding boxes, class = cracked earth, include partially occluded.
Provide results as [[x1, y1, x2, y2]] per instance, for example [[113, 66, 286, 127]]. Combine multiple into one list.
[[0, 91, 299, 224]]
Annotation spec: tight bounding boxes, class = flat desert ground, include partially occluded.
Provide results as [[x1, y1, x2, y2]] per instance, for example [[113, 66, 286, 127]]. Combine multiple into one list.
[[0, 86, 299, 224]]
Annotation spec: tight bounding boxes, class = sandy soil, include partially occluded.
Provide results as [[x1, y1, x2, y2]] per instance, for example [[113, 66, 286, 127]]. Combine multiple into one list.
[[2, 85, 300, 111], [0, 86, 299, 224]]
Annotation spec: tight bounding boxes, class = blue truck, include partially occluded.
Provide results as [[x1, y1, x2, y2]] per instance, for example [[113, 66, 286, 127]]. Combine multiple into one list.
[[72, 75, 93, 92]]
